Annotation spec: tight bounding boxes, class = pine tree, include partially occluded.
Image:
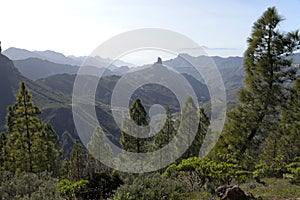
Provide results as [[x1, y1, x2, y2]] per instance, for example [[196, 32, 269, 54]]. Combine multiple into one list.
[[153, 107, 176, 150], [153, 107, 176, 168], [259, 78, 300, 175], [276, 76, 300, 164], [176, 97, 199, 160], [84, 153, 100, 179], [121, 98, 149, 153], [187, 108, 210, 158], [42, 124, 62, 176], [70, 140, 85, 181], [212, 7, 300, 163], [4, 82, 61, 174], [87, 126, 113, 166]]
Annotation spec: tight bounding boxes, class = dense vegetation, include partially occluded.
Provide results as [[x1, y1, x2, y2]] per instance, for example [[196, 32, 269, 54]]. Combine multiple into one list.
[[0, 7, 299, 199]]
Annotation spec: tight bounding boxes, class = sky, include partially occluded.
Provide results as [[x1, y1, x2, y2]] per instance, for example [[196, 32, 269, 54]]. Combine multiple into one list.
[[1, 0, 300, 65]]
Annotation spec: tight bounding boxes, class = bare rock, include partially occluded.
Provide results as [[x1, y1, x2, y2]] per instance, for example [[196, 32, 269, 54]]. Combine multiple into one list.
[[222, 185, 248, 200], [216, 185, 257, 200], [156, 57, 162, 64]]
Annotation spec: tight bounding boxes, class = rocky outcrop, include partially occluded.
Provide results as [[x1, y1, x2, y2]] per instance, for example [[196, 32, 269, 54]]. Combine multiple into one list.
[[216, 185, 256, 200]]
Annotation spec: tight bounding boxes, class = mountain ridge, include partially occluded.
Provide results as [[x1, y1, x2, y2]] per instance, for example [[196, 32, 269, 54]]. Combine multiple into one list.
[[3, 47, 133, 68]]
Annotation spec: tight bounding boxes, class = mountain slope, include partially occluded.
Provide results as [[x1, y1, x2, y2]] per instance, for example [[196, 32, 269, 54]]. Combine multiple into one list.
[[13, 58, 78, 80], [0, 54, 68, 129], [164, 54, 244, 102], [36, 64, 210, 111], [0, 54, 119, 154], [13, 57, 115, 80]]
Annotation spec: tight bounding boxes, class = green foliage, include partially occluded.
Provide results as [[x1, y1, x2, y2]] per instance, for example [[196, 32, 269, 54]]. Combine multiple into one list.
[[253, 158, 286, 179], [253, 162, 278, 179], [194, 108, 210, 157], [4, 82, 61, 174], [113, 173, 190, 200], [0, 172, 62, 200], [57, 178, 89, 199], [285, 157, 300, 184], [153, 107, 176, 169], [256, 77, 300, 178], [69, 140, 85, 181], [153, 107, 176, 150], [277, 77, 300, 164], [5, 82, 43, 173], [176, 97, 199, 160], [164, 156, 250, 193], [58, 170, 123, 200], [121, 98, 149, 153], [253, 163, 269, 179], [87, 126, 113, 165], [87, 170, 123, 199], [212, 7, 300, 167], [287, 167, 300, 185], [41, 124, 62, 176], [216, 145, 251, 184], [185, 107, 210, 159], [164, 157, 214, 190], [84, 153, 102, 180]]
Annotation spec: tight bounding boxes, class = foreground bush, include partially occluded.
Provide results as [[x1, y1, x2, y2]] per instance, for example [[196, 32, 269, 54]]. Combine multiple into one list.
[[113, 173, 190, 200], [164, 157, 250, 193], [286, 158, 300, 185], [0, 171, 62, 200]]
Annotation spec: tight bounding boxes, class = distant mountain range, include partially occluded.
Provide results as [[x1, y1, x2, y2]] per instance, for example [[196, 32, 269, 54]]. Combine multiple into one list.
[[4, 48, 300, 102], [3, 47, 135, 67], [13, 58, 117, 80], [3, 48, 139, 80], [1, 47, 299, 154]]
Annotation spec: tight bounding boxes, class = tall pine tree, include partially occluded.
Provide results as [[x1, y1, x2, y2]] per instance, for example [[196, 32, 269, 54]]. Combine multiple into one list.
[[153, 107, 176, 168], [176, 97, 199, 160], [5, 82, 61, 174], [187, 107, 210, 158], [87, 126, 113, 165], [70, 140, 85, 181], [121, 98, 149, 153], [41, 124, 62, 176], [153, 107, 176, 149], [212, 7, 300, 164], [259, 76, 300, 176]]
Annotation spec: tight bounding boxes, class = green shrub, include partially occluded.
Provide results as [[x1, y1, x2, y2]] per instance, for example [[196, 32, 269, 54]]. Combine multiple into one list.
[[57, 178, 89, 199], [0, 171, 62, 200], [286, 160, 300, 184], [113, 173, 190, 200], [164, 157, 250, 192]]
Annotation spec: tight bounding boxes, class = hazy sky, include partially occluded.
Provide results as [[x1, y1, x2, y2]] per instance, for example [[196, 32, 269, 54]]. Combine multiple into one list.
[[1, 0, 299, 63]]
